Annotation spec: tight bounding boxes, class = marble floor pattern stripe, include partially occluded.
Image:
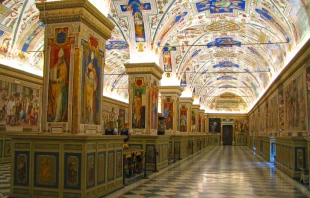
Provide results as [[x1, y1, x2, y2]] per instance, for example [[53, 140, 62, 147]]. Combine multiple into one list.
[[120, 146, 307, 198]]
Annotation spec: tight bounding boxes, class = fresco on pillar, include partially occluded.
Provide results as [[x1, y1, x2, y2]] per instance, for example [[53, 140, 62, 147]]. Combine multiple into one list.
[[150, 84, 158, 129], [0, 80, 40, 131], [191, 110, 196, 132], [132, 77, 146, 129], [180, 105, 187, 132], [81, 36, 103, 125], [47, 28, 74, 123], [177, 98, 180, 131], [163, 97, 173, 130], [284, 74, 306, 132], [198, 115, 202, 133]]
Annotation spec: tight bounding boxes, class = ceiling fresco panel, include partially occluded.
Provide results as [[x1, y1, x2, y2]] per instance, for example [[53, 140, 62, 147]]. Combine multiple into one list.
[[0, 0, 309, 113]]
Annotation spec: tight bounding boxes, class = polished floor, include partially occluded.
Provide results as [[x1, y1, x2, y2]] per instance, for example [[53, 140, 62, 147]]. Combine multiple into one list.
[[117, 146, 307, 198], [0, 147, 308, 198]]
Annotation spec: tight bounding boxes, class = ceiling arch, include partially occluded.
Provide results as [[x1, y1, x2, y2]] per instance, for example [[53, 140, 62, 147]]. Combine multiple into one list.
[[0, 0, 309, 113]]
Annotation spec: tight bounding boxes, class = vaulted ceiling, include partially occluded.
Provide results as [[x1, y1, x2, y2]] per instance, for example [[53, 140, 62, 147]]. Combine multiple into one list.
[[0, 0, 309, 113]]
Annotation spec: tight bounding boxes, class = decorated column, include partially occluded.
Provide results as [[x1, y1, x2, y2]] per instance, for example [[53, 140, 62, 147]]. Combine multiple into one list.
[[159, 86, 183, 135], [125, 62, 163, 135], [37, 0, 114, 134], [179, 97, 193, 134], [10, 2, 127, 198], [198, 110, 204, 134], [191, 105, 199, 134]]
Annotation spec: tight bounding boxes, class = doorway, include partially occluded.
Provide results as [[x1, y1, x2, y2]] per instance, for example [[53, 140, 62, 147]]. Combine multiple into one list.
[[222, 125, 233, 145]]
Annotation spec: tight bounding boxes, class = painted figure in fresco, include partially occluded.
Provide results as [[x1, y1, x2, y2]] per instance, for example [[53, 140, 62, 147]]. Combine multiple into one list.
[[6, 96, 15, 125], [121, 0, 151, 42], [48, 48, 68, 122], [180, 73, 187, 87], [163, 51, 172, 72], [134, 11, 145, 42], [133, 90, 142, 128], [164, 103, 173, 130], [151, 89, 157, 129], [84, 51, 98, 124], [191, 111, 196, 132], [180, 111, 187, 132]]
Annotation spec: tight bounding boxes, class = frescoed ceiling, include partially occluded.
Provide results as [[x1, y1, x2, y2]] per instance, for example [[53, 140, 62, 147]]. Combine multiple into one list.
[[1, 0, 310, 113]]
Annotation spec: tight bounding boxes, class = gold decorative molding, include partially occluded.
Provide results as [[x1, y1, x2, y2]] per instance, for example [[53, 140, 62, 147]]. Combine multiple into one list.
[[192, 104, 200, 110], [159, 86, 184, 96], [36, 0, 114, 40], [180, 97, 193, 104], [0, 64, 42, 85], [124, 62, 164, 80]]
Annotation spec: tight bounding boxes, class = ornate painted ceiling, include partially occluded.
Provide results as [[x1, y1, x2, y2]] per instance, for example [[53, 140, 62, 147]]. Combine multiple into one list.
[[0, 0, 309, 112]]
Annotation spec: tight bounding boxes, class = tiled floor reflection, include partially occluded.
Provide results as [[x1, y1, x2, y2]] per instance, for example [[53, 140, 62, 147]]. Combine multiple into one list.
[[121, 146, 307, 198], [0, 147, 307, 198]]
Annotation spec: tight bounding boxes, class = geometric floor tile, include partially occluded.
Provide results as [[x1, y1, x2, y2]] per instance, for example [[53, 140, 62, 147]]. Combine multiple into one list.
[[121, 146, 307, 198], [0, 147, 308, 198]]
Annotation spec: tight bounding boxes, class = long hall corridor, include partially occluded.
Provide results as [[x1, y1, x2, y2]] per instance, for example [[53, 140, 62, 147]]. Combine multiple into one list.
[[117, 146, 307, 198]]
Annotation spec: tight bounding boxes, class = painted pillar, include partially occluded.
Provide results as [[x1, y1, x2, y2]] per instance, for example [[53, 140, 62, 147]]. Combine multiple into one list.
[[191, 105, 199, 135], [203, 113, 208, 134], [199, 110, 204, 134], [124, 62, 163, 135], [179, 97, 193, 134], [159, 86, 184, 135], [37, 0, 114, 134]]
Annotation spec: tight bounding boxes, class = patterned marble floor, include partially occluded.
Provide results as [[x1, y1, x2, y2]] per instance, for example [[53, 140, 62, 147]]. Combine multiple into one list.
[[120, 146, 307, 198], [0, 147, 308, 198]]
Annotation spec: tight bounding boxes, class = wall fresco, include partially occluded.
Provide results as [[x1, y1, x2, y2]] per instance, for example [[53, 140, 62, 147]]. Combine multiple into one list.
[[284, 74, 306, 132], [0, 80, 40, 130]]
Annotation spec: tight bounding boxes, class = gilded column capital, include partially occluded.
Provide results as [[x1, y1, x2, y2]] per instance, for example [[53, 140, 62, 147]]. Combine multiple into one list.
[[192, 104, 200, 110], [180, 97, 194, 105], [36, 0, 114, 40], [159, 86, 184, 96], [124, 62, 164, 80]]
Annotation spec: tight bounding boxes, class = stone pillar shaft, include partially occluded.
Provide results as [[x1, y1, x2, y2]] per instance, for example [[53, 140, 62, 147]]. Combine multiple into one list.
[[179, 97, 193, 134], [159, 86, 183, 135], [125, 63, 163, 135], [37, 0, 114, 134]]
